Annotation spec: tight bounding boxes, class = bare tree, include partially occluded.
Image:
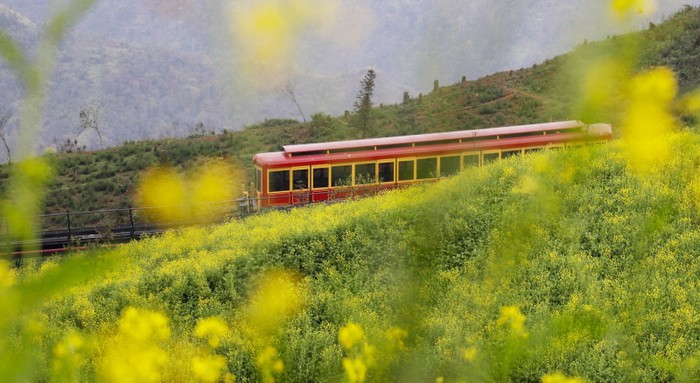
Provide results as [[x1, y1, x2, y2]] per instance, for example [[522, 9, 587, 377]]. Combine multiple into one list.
[[281, 80, 307, 123], [0, 110, 13, 163], [78, 102, 103, 148]]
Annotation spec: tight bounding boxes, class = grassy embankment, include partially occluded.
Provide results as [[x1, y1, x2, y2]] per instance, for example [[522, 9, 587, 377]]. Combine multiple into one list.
[[5, 133, 700, 381]]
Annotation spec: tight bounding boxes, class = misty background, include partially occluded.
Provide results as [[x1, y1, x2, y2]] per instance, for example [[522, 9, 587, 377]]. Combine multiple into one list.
[[0, 0, 699, 157]]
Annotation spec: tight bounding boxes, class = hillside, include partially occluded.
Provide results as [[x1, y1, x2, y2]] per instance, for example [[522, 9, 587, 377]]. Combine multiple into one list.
[[1, 5, 698, 221], [5, 133, 700, 381], [2, 1, 699, 155]]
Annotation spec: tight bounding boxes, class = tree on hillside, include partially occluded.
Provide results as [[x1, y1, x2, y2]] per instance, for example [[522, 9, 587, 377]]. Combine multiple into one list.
[[0, 109, 13, 163], [78, 102, 102, 148], [353, 69, 376, 138]]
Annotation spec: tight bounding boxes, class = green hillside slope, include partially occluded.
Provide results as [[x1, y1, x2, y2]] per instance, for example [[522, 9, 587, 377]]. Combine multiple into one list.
[[0, 6, 697, 219], [5, 134, 700, 381]]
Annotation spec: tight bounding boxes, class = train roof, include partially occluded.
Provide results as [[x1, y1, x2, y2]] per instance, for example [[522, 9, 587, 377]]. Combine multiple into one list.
[[253, 120, 588, 167]]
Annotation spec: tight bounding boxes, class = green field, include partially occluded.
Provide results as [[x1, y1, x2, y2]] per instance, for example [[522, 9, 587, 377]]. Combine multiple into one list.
[[3, 4, 700, 383], [4, 134, 700, 382]]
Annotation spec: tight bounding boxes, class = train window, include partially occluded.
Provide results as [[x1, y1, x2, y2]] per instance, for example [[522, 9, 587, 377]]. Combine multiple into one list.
[[378, 162, 394, 183], [398, 160, 415, 181], [269, 170, 290, 192], [255, 168, 262, 192], [417, 158, 438, 180], [354, 163, 376, 184], [463, 154, 479, 168], [313, 168, 329, 189], [440, 156, 460, 177], [293, 169, 309, 190], [501, 149, 522, 159], [483, 152, 499, 164], [331, 165, 352, 187]]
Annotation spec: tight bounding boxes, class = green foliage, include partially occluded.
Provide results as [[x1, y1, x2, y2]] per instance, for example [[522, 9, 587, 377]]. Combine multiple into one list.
[[352, 69, 377, 138]]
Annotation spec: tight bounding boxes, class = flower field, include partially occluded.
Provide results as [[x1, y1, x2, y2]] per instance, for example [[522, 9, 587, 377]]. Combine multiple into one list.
[[4, 132, 700, 381]]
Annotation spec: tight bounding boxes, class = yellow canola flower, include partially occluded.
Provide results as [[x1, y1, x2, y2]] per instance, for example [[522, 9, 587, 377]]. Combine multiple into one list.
[[497, 305, 528, 339], [135, 167, 187, 223], [52, 332, 85, 377], [462, 346, 477, 362], [0, 261, 15, 289], [135, 162, 240, 224], [119, 306, 171, 342], [194, 316, 229, 348], [230, 0, 331, 84], [98, 308, 171, 383], [191, 163, 239, 223], [610, 0, 657, 18], [342, 357, 368, 383], [257, 346, 284, 383], [620, 67, 678, 174], [192, 355, 228, 383], [385, 327, 408, 350], [541, 372, 586, 383], [244, 269, 304, 339], [339, 322, 365, 351]]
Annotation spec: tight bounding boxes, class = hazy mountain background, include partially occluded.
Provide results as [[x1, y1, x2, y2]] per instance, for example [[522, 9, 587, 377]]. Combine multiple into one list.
[[1, 0, 699, 158]]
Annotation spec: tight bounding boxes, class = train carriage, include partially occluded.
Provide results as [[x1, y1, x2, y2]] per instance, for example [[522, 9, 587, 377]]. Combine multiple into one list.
[[252, 121, 612, 208]]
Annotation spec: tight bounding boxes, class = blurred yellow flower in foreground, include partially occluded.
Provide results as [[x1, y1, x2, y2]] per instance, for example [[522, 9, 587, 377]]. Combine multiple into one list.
[[497, 305, 528, 339], [342, 357, 367, 383], [542, 371, 586, 383], [192, 354, 228, 383], [339, 322, 365, 351], [98, 307, 171, 383], [135, 162, 240, 224], [194, 316, 229, 348], [611, 0, 657, 18], [257, 346, 284, 383], [243, 269, 304, 339], [620, 67, 678, 174]]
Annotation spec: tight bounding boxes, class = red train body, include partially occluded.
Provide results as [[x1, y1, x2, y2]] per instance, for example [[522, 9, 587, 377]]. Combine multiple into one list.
[[251, 121, 612, 208]]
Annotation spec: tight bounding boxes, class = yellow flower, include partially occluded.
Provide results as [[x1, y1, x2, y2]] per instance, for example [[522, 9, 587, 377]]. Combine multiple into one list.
[[244, 269, 304, 339], [194, 317, 229, 348], [386, 327, 408, 350], [256, 346, 284, 383], [192, 355, 227, 383], [463, 346, 477, 362], [342, 357, 367, 383], [497, 306, 528, 339], [339, 322, 365, 351], [118, 307, 171, 342], [0, 261, 15, 289], [542, 372, 586, 383], [611, 0, 657, 18], [620, 67, 678, 174], [97, 307, 171, 383]]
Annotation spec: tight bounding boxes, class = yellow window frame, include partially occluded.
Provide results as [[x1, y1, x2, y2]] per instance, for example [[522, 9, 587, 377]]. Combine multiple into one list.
[[397, 157, 416, 183], [438, 154, 462, 177], [267, 168, 292, 194], [311, 165, 330, 190], [482, 150, 501, 165], [291, 166, 311, 191], [377, 159, 396, 184], [416, 156, 439, 180], [353, 161, 378, 186], [462, 151, 481, 168], [330, 163, 353, 188]]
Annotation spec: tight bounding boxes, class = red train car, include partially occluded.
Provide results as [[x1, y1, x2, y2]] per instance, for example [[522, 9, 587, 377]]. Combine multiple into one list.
[[251, 121, 612, 208]]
